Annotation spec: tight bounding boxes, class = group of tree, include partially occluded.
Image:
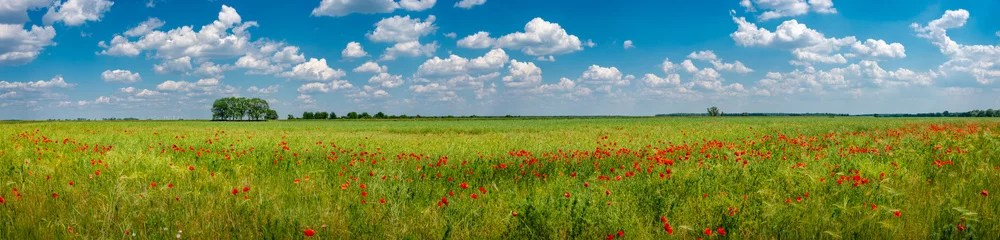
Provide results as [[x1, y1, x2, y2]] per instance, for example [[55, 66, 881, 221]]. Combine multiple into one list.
[[869, 109, 1000, 118], [211, 97, 278, 121], [291, 111, 396, 120]]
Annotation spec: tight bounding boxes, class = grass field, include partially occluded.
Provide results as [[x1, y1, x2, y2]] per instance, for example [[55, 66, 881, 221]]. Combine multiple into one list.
[[1, 117, 998, 239]]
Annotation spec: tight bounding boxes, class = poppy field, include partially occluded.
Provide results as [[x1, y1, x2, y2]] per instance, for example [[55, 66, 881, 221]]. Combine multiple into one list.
[[1, 117, 998, 239]]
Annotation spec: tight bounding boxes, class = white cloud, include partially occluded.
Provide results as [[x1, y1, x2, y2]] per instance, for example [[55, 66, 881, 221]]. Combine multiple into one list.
[[686, 50, 754, 73], [135, 89, 161, 97], [752, 60, 935, 96], [367, 15, 437, 43], [457, 31, 495, 49], [502, 60, 542, 88], [124, 17, 164, 37], [739, 0, 836, 21], [99, 5, 257, 60], [153, 56, 193, 75], [342, 41, 369, 58], [585, 39, 595, 48], [279, 58, 346, 81], [0, 24, 56, 65], [156, 80, 196, 91], [536, 55, 555, 62], [297, 81, 353, 93], [311, 0, 399, 17], [296, 94, 314, 104], [119, 87, 135, 93], [496, 18, 583, 56], [444, 32, 456, 38], [194, 62, 228, 78], [851, 39, 906, 59], [418, 49, 508, 76], [623, 40, 634, 49], [354, 61, 387, 73], [246, 85, 279, 94], [272, 46, 306, 64], [42, 0, 115, 26], [311, 0, 436, 17], [0, 91, 17, 99], [455, 0, 486, 9], [398, 0, 436, 11], [579, 65, 632, 86], [912, 9, 1000, 84], [0, 76, 73, 91], [380, 41, 438, 60], [680, 60, 698, 73], [641, 73, 681, 87], [661, 58, 676, 74], [101, 69, 142, 83], [369, 72, 404, 88], [731, 14, 904, 64], [0, 0, 50, 24]]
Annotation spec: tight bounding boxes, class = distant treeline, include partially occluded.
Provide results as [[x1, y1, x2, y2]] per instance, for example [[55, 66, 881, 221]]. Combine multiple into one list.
[[290, 112, 524, 120], [864, 109, 1000, 118], [657, 113, 849, 117], [211, 97, 278, 121]]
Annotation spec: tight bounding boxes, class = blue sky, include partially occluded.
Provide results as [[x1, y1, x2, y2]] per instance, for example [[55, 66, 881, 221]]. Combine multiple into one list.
[[1, 0, 998, 119]]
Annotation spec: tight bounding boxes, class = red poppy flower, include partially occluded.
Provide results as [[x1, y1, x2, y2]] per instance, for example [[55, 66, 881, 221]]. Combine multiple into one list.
[[704, 228, 712, 236], [188, 166, 194, 171], [796, 197, 802, 202], [361, 191, 368, 197], [52, 192, 58, 198], [571, 172, 577, 177], [606, 234, 614, 240], [893, 211, 901, 217], [512, 211, 518, 217], [479, 187, 487, 194], [168, 183, 174, 188], [68, 181, 74, 186], [871, 204, 877, 210], [564, 192, 571, 198], [360, 184, 366, 189], [470, 193, 478, 199], [151, 182, 157, 187], [243, 187, 250, 192], [460, 182, 468, 189], [957, 224, 966, 231], [0, 196, 5, 205], [231, 188, 238, 195], [379, 198, 386, 204], [982, 190, 989, 196], [717, 227, 726, 236], [584, 182, 590, 187], [664, 222, 673, 234], [617, 230, 624, 237], [303, 229, 316, 237], [605, 190, 611, 196]]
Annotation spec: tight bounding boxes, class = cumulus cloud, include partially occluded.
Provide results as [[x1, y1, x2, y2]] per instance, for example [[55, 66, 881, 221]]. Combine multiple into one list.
[[99, 5, 258, 59], [380, 41, 438, 60], [686, 50, 754, 73], [367, 15, 437, 43], [42, 0, 115, 26], [912, 9, 1000, 84], [496, 18, 583, 56], [579, 65, 633, 87], [752, 60, 935, 96], [731, 13, 905, 63], [739, 0, 836, 21], [194, 62, 229, 78], [623, 40, 634, 49], [101, 69, 142, 83], [0, 0, 50, 24], [135, 89, 161, 97], [354, 61, 388, 73], [279, 58, 346, 81], [0, 24, 56, 65], [502, 60, 542, 88], [416, 48, 508, 76], [455, 0, 486, 9], [297, 80, 354, 93], [369, 72, 404, 88], [155, 80, 196, 91], [124, 17, 164, 37], [246, 85, 279, 94], [0, 75, 74, 91], [342, 41, 369, 58], [457, 31, 495, 49], [153, 56, 193, 75], [311, 0, 436, 17]]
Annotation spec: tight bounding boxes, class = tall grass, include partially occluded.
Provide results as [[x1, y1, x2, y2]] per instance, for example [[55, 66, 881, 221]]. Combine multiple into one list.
[[0, 117, 997, 238]]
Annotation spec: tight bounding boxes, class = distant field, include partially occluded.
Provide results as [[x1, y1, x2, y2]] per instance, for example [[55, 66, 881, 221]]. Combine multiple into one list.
[[1, 117, 998, 239]]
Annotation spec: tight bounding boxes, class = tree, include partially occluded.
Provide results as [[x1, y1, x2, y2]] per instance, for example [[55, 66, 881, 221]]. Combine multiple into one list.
[[330, 112, 337, 119], [374, 112, 387, 119], [360, 112, 372, 119], [265, 110, 279, 120], [707, 106, 721, 117], [287, 114, 295, 120], [303, 112, 314, 119], [315, 112, 329, 119], [346, 112, 359, 119], [211, 97, 277, 121]]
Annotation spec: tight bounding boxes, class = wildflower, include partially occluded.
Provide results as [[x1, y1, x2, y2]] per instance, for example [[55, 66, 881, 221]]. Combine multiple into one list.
[[460, 182, 468, 189], [479, 187, 487, 194], [188, 166, 194, 171], [470, 193, 478, 199], [605, 190, 611, 196], [704, 228, 712, 236], [361, 191, 368, 197], [584, 182, 590, 187], [52, 192, 58, 198], [68, 181, 74, 186], [379, 198, 386, 204], [957, 224, 966, 231], [243, 187, 250, 192], [512, 211, 518, 217], [151, 182, 157, 187], [232, 188, 238, 195], [717, 227, 726, 236], [893, 211, 901, 217], [664, 222, 673, 234], [617, 229, 624, 237], [564, 192, 571, 198], [0, 196, 5, 205], [871, 204, 877, 210], [168, 183, 174, 188], [982, 190, 989, 196], [303, 229, 316, 237]]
